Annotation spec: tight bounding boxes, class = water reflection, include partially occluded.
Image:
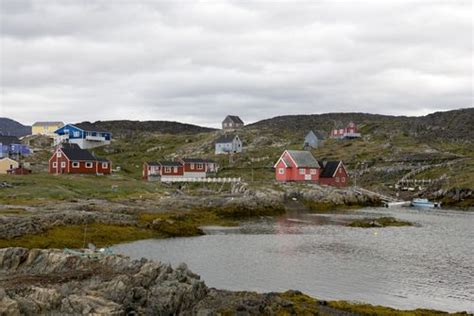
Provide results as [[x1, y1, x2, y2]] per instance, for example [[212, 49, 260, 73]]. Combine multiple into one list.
[[113, 207, 474, 313]]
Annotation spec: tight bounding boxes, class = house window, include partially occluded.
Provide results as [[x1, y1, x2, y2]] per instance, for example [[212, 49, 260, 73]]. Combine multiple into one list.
[[52, 162, 57, 168], [164, 167, 171, 173], [173, 167, 178, 173], [336, 177, 340, 182], [73, 131, 80, 137], [102, 162, 108, 169], [341, 177, 346, 182], [61, 162, 66, 168], [299, 168, 306, 175], [278, 168, 285, 175], [197, 163, 203, 169], [310, 169, 317, 175], [85, 162, 93, 168], [72, 162, 80, 168], [57, 151, 62, 158], [190, 163, 195, 170]]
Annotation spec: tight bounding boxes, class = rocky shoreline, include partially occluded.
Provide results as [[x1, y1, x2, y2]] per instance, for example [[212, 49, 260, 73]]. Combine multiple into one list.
[[0, 247, 468, 316], [0, 184, 381, 242]]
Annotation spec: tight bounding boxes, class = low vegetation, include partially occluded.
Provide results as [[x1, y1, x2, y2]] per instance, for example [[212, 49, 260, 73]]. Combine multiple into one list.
[[327, 300, 469, 315], [0, 224, 158, 249], [347, 217, 413, 228]]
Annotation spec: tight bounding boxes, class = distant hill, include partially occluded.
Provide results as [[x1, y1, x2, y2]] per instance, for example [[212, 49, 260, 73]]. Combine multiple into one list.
[[0, 118, 31, 137], [75, 120, 217, 137], [247, 108, 474, 142]]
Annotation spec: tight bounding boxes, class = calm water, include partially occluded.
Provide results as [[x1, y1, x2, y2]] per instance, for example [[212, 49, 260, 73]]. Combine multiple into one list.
[[113, 207, 474, 312]]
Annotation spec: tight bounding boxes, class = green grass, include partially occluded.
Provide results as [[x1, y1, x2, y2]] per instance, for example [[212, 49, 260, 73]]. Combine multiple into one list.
[[0, 173, 160, 205], [327, 301, 469, 315], [0, 224, 159, 249]]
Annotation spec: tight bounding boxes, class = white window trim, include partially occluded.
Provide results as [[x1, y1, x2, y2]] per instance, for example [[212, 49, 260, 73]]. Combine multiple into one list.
[[173, 166, 178, 173], [72, 162, 80, 168], [341, 177, 346, 182], [164, 167, 171, 173], [52, 162, 57, 168], [310, 169, 317, 175], [278, 168, 285, 175], [60, 161, 66, 168], [85, 162, 93, 169], [57, 151, 62, 158], [336, 177, 340, 182], [102, 162, 108, 169], [197, 163, 203, 169], [190, 163, 195, 170], [299, 168, 306, 175]]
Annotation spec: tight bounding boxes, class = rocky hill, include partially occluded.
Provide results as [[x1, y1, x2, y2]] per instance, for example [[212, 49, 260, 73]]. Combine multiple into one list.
[[0, 118, 31, 137], [247, 108, 474, 142], [76, 120, 217, 137]]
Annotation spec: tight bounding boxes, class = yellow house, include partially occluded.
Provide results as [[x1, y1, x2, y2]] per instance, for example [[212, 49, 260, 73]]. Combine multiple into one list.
[[32, 121, 64, 136], [0, 157, 19, 174]]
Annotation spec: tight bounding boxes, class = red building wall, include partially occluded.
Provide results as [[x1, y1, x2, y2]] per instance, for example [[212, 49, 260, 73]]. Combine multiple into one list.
[[161, 165, 184, 176], [275, 152, 319, 182], [319, 165, 349, 187], [183, 162, 206, 172], [48, 151, 111, 175]]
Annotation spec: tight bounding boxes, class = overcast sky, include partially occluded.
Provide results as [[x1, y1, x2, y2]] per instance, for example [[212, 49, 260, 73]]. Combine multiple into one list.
[[0, 0, 472, 127]]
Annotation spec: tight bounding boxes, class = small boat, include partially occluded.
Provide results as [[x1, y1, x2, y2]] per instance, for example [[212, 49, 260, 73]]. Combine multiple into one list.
[[410, 198, 441, 208]]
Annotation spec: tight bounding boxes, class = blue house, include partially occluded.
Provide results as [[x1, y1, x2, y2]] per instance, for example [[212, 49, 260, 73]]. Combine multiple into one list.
[[0, 136, 30, 158], [303, 130, 325, 149], [54, 123, 112, 149]]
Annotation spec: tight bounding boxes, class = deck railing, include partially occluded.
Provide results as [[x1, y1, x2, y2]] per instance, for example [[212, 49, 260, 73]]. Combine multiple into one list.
[[160, 177, 241, 183]]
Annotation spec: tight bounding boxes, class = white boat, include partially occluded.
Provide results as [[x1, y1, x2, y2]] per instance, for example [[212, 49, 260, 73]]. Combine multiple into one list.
[[410, 198, 441, 208]]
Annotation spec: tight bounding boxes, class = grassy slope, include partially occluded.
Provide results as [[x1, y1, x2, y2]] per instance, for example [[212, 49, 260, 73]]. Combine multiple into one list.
[[3, 110, 472, 205]]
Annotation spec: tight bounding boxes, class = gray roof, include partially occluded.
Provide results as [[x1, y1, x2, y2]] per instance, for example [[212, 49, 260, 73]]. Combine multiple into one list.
[[33, 121, 64, 126], [320, 161, 342, 178], [223, 115, 244, 124], [215, 134, 238, 144], [286, 150, 320, 168], [146, 161, 182, 167], [181, 158, 215, 163], [60, 143, 108, 162]]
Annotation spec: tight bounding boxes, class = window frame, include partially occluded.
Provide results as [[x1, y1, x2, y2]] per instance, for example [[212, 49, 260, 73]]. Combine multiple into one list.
[[299, 168, 306, 175], [85, 162, 93, 169], [72, 162, 80, 168]]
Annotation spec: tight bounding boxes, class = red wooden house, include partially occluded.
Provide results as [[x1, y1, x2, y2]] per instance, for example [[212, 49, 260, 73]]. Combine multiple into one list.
[[143, 161, 184, 181], [143, 158, 218, 181], [319, 161, 349, 187], [178, 158, 218, 177], [330, 122, 361, 139], [48, 143, 111, 175], [274, 150, 321, 182]]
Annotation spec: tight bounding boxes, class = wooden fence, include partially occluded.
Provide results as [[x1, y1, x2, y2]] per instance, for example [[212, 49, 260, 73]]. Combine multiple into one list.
[[160, 177, 241, 183]]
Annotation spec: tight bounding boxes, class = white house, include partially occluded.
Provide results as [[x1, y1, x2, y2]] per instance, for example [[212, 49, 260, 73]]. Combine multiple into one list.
[[215, 134, 242, 155]]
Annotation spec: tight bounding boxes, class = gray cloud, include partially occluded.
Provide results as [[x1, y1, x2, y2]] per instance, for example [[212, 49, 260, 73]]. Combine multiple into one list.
[[0, 0, 472, 127]]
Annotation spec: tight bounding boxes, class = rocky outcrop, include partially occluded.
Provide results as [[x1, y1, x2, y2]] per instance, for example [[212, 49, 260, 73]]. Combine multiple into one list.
[[0, 247, 208, 315], [0, 209, 136, 239], [0, 248, 331, 315]]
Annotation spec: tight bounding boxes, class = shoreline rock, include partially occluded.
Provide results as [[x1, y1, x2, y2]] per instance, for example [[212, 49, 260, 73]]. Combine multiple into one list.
[[0, 248, 467, 315]]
